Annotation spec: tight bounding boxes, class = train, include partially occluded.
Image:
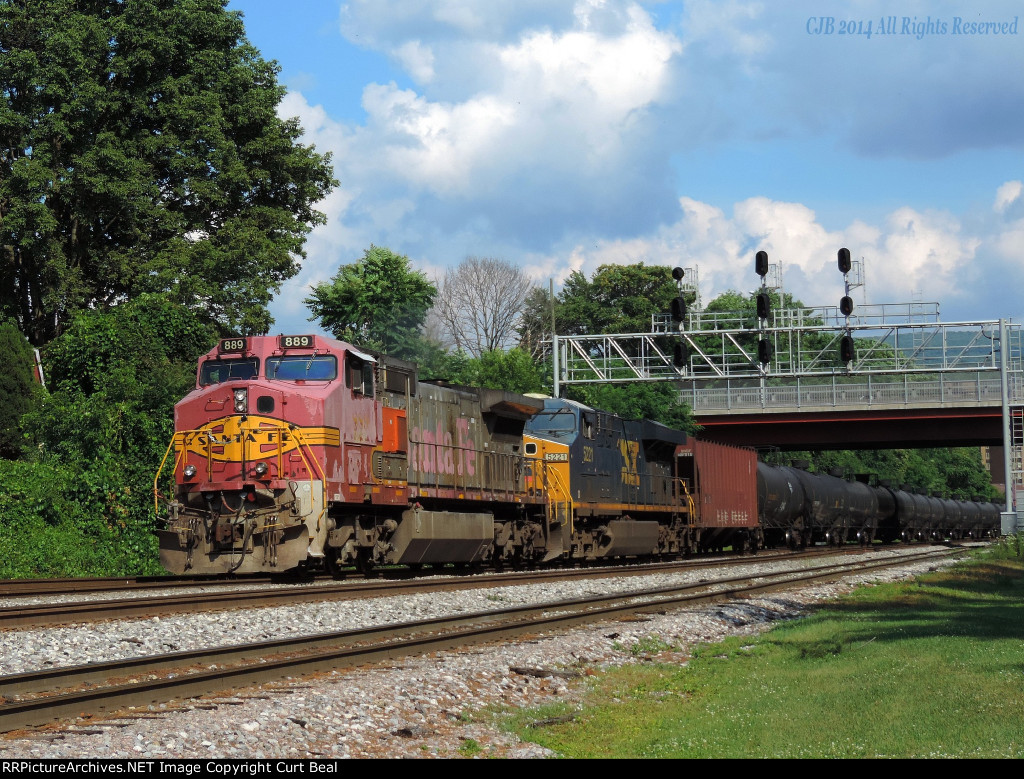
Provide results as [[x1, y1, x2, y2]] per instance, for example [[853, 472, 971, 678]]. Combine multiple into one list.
[[154, 334, 1003, 575]]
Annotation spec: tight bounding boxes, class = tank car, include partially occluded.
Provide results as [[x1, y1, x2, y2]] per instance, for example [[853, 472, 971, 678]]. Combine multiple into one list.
[[156, 335, 548, 574], [756, 464, 888, 548]]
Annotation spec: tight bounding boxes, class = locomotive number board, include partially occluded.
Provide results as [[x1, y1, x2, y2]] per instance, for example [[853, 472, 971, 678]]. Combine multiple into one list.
[[218, 338, 247, 353], [279, 335, 316, 349]]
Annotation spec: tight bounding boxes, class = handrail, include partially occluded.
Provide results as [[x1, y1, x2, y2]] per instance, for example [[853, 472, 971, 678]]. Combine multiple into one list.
[[153, 420, 328, 532], [543, 460, 574, 537]]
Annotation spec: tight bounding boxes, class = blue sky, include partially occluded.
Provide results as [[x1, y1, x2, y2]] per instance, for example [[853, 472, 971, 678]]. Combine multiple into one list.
[[226, 0, 1024, 336]]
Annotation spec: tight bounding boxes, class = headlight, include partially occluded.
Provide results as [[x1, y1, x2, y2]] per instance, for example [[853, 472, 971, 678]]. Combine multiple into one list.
[[254, 462, 268, 477], [233, 388, 247, 412], [183, 464, 197, 479]]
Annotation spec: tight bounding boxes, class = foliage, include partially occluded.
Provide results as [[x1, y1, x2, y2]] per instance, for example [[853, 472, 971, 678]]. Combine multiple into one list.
[[762, 446, 1001, 500], [0, 459, 155, 577], [425, 348, 546, 395], [433, 257, 536, 357], [0, 0, 336, 344], [0, 318, 41, 458], [521, 263, 678, 341], [1, 295, 216, 576], [306, 245, 437, 362], [517, 263, 696, 429]]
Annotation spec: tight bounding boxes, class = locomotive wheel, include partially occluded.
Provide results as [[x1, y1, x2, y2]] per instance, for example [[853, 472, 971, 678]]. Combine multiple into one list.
[[356, 548, 377, 578], [324, 549, 346, 579]]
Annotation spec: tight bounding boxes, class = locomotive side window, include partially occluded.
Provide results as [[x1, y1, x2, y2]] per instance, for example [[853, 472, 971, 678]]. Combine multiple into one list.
[[266, 355, 337, 381], [582, 412, 595, 440], [346, 356, 375, 396], [199, 358, 259, 386]]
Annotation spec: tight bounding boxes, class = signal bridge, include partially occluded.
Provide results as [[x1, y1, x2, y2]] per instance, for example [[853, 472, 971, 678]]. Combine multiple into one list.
[[551, 275, 1024, 533]]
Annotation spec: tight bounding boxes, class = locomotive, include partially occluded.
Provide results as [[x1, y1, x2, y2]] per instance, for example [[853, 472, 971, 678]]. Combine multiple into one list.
[[155, 334, 1002, 575]]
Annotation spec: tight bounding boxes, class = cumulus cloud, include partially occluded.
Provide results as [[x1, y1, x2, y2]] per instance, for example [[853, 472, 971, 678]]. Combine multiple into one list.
[[264, 1, 1023, 332], [995, 181, 1023, 214]]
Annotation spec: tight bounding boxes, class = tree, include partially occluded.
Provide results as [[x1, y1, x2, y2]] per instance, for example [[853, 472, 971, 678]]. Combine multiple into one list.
[[0, 319, 40, 458], [560, 263, 679, 336], [6, 293, 216, 575], [0, 0, 336, 345], [519, 263, 679, 358], [427, 348, 546, 395], [305, 245, 437, 361], [517, 262, 697, 430], [433, 257, 536, 357]]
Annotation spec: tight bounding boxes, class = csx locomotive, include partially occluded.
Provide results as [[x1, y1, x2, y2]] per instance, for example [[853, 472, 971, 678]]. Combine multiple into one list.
[[155, 335, 1001, 575]]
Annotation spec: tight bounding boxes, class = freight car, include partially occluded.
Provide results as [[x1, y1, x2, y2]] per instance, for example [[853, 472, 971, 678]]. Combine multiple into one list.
[[154, 334, 1002, 575], [756, 464, 1002, 549]]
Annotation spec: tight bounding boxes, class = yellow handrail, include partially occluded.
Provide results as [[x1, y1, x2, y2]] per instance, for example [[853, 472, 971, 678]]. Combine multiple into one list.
[[543, 461, 574, 537], [153, 420, 329, 531]]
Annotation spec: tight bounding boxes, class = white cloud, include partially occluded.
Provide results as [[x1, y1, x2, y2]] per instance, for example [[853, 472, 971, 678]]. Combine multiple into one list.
[[265, 2, 1024, 333], [393, 40, 436, 84], [995, 181, 1023, 214]]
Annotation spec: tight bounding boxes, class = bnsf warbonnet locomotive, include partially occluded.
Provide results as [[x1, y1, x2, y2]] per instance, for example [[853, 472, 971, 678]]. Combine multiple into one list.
[[155, 335, 1001, 575]]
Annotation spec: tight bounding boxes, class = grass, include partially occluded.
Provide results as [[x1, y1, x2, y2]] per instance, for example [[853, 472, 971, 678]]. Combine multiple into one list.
[[502, 540, 1024, 758]]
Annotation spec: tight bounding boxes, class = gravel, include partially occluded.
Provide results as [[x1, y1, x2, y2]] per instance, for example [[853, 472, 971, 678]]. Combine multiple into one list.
[[0, 546, 963, 759]]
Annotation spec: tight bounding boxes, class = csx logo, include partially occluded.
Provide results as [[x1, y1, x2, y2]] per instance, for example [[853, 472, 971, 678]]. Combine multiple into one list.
[[618, 439, 640, 486]]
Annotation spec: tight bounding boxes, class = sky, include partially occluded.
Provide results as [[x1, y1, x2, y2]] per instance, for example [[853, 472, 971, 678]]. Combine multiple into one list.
[[225, 0, 1024, 337]]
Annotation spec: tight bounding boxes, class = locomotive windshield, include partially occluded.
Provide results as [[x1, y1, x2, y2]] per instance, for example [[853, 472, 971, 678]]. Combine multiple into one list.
[[199, 358, 259, 386], [266, 355, 338, 381], [528, 408, 577, 439]]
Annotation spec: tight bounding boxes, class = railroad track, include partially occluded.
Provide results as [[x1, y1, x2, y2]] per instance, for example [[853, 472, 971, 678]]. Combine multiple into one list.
[[0, 549, 830, 629], [0, 546, 963, 734]]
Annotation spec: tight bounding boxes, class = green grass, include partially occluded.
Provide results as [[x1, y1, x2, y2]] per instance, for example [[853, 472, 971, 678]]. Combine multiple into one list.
[[503, 541, 1024, 758]]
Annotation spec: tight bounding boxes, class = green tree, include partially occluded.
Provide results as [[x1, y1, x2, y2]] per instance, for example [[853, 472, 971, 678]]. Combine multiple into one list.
[[9, 294, 216, 575], [427, 348, 546, 395], [0, 0, 336, 345], [521, 263, 678, 342], [306, 245, 437, 361], [0, 319, 41, 458]]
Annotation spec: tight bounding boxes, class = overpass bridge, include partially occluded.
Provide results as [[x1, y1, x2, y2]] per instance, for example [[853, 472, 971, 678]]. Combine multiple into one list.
[[550, 300, 1024, 531]]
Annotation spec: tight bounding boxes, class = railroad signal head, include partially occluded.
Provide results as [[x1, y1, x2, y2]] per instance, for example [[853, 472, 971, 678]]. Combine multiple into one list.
[[670, 296, 687, 322], [758, 339, 772, 365], [840, 334, 855, 363], [756, 292, 771, 320], [840, 295, 854, 316], [673, 341, 689, 368], [672, 267, 685, 280], [755, 250, 769, 277], [838, 247, 852, 274]]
